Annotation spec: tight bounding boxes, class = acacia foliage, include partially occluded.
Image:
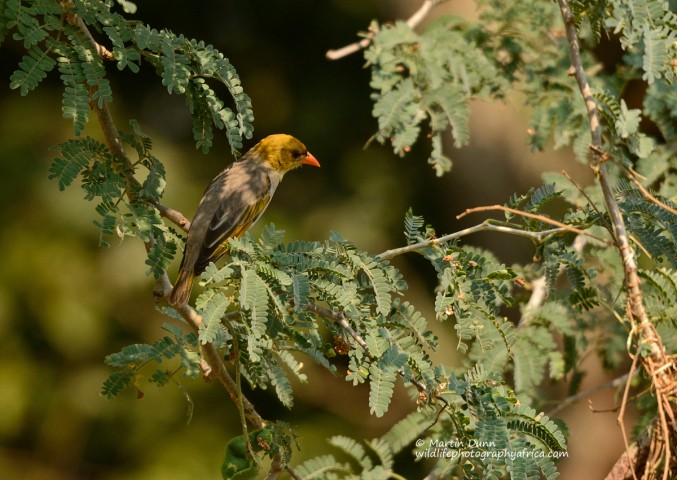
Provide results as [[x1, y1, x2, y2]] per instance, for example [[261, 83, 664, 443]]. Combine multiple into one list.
[[2, 0, 676, 479]]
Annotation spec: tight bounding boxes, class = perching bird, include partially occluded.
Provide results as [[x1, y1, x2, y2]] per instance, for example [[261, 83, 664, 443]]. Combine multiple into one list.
[[169, 134, 320, 306]]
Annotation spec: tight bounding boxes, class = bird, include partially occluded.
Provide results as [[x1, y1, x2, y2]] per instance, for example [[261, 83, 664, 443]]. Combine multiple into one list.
[[169, 134, 320, 306]]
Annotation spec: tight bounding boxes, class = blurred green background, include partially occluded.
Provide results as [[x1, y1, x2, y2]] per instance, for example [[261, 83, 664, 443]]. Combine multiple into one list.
[[0, 1, 630, 478]]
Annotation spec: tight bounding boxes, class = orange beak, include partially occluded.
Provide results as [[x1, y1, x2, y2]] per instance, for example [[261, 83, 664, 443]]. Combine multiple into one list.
[[302, 152, 320, 167]]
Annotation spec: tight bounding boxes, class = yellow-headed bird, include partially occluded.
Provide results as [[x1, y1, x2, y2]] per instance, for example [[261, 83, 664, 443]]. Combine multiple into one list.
[[170, 134, 320, 306]]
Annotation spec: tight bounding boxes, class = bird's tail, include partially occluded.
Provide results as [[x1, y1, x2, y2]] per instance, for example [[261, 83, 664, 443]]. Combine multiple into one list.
[[169, 268, 195, 306]]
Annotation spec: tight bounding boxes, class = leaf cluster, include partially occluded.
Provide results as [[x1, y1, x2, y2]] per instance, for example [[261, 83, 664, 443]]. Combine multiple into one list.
[[194, 226, 438, 418], [298, 365, 566, 480], [49, 121, 179, 277], [364, 16, 513, 175], [102, 322, 200, 399], [364, 0, 675, 176], [2, 0, 253, 153]]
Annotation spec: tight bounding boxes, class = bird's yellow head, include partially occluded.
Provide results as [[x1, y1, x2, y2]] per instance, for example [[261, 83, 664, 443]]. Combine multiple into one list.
[[249, 134, 320, 173]]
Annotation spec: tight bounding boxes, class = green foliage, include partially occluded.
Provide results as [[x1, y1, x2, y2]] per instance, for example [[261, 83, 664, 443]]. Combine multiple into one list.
[[101, 323, 200, 399], [134, 25, 254, 154], [640, 268, 677, 328], [49, 122, 178, 276], [606, 0, 677, 84], [5, 0, 676, 478], [616, 180, 677, 268], [1, 0, 253, 154], [194, 226, 436, 416], [365, 16, 510, 175], [302, 365, 566, 479], [364, 0, 674, 173]]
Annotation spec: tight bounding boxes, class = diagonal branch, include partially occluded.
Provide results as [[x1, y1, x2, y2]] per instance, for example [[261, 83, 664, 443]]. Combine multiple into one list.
[[326, 0, 449, 60], [556, 0, 656, 351], [306, 303, 370, 354], [556, 1, 676, 478], [153, 200, 191, 232], [547, 372, 632, 417]]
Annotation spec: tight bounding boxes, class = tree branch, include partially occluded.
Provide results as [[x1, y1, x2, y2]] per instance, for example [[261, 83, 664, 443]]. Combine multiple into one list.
[[306, 303, 370, 354], [72, 14, 266, 431], [152, 200, 191, 232], [65, 13, 192, 236], [556, 1, 676, 477], [377, 221, 563, 261], [456, 205, 612, 245], [326, 0, 449, 60], [72, 14, 114, 60], [556, 0, 657, 354]]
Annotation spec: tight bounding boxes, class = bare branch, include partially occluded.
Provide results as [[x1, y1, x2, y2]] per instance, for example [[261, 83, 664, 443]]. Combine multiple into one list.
[[326, 0, 449, 60], [377, 221, 563, 261], [556, 1, 676, 477], [456, 204, 613, 245], [557, 0, 651, 334]]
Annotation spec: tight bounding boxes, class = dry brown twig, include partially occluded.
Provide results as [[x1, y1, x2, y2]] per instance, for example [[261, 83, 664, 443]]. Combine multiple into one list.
[[555, 1, 677, 478], [456, 204, 613, 245], [624, 167, 677, 217], [547, 372, 632, 417]]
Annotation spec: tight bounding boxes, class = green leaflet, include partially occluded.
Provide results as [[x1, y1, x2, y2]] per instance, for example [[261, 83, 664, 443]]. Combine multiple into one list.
[[329, 435, 373, 470], [368, 364, 396, 418], [199, 294, 231, 345]]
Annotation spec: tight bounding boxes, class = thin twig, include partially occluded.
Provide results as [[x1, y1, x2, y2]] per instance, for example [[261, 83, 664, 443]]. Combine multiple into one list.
[[624, 168, 677, 217], [456, 205, 613, 245], [326, 0, 449, 60], [618, 346, 641, 480], [307, 303, 370, 354], [548, 373, 631, 417], [377, 221, 563, 261], [561, 169, 612, 234]]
